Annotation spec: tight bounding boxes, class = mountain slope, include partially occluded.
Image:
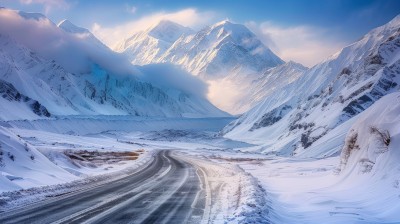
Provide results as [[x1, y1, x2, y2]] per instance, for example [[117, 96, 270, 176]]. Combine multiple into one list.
[[227, 61, 307, 113], [58, 19, 109, 50], [339, 92, 400, 176], [0, 80, 50, 120], [116, 20, 285, 114], [159, 20, 284, 79], [0, 9, 228, 120], [0, 126, 77, 191], [223, 15, 400, 157], [114, 20, 194, 66]]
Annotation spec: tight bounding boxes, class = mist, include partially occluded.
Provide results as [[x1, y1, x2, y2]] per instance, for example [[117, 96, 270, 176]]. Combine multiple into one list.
[[0, 8, 136, 76], [138, 63, 208, 98], [0, 8, 209, 99]]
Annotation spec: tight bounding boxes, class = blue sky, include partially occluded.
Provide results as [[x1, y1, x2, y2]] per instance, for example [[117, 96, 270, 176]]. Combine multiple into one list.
[[2, 0, 400, 66]]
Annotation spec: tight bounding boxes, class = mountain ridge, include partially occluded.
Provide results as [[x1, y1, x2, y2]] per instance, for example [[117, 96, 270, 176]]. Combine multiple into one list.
[[116, 19, 286, 114], [222, 13, 400, 157], [0, 8, 229, 120]]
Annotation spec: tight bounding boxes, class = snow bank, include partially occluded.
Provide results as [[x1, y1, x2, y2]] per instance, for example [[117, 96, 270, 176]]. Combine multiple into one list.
[[238, 92, 400, 223], [339, 92, 400, 177], [177, 152, 270, 223], [336, 92, 400, 223], [0, 149, 155, 210], [0, 126, 77, 193]]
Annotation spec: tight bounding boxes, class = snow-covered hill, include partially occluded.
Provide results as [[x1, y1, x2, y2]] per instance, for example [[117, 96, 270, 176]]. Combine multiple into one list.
[[0, 9, 228, 120], [0, 126, 77, 192], [339, 92, 400, 177], [223, 14, 400, 157], [115, 20, 285, 114]]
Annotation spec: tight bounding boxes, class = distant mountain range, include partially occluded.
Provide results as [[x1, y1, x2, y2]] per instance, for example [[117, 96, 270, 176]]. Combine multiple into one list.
[[115, 20, 286, 114], [2, 7, 400, 160], [0, 8, 228, 120]]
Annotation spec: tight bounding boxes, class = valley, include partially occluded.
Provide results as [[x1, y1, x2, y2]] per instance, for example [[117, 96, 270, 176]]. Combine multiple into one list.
[[0, 3, 400, 224]]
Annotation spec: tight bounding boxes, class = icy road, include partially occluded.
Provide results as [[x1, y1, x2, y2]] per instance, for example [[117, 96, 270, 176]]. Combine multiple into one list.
[[0, 150, 206, 224]]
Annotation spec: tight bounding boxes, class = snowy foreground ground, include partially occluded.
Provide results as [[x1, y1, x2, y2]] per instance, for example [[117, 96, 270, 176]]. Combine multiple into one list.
[[1, 100, 400, 224]]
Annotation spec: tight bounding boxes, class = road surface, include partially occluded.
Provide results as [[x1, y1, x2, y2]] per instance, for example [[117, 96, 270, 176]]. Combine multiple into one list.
[[0, 150, 205, 224]]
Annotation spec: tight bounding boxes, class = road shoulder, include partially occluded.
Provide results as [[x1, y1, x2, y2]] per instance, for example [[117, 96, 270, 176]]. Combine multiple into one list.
[[174, 151, 270, 223]]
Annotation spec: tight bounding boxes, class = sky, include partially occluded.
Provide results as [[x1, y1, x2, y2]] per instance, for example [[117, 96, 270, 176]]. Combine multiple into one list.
[[2, 0, 400, 67]]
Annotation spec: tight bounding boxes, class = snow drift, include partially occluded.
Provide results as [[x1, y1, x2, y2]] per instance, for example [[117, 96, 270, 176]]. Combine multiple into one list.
[[339, 92, 400, 177], [0, 126, 77, 192]]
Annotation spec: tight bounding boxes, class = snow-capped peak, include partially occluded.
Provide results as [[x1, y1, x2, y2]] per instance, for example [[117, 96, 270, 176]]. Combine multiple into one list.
[[385, 14, 400, 28], [209, 20, 284, 63], [57, 19, 109, 50], [0, 9, 229, 119], [212, 19, 232, 27], [17, 10, 47, 21], [223, 13, 400, 157], [210, 19, 246, 32], [209, 20, 259, 39], [0, 8, 51, 23], [147, 20, 193, 43], [58, 19, 90, 34], [284, 60, 308, 69], [116, 19, 286, 113]]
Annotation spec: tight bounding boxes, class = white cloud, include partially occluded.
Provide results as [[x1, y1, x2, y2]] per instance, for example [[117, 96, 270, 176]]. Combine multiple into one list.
[[0, 8, 136, 75], [246, 21, 347, 67], [125, 5, 137, 14], [139, 63, 207, 98], [91, 8, 216, 48], [207, 79, 245, 113], [19, 0, 70, 13]]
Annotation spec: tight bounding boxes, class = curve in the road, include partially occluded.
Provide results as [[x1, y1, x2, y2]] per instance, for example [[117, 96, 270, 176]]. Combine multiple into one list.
[[0, 150, 205, 224]]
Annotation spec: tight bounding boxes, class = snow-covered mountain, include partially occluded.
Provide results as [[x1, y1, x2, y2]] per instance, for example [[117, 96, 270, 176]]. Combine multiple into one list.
[[58, 19, 109, 50], [114, 20, 194, 65], [115, 20, 285, 114], [0, 9, 228, 120], [115, 20, 284, 75], [0, 80, 51, 120], [223, 14, 400, 157], [226, 61, 307, 113]]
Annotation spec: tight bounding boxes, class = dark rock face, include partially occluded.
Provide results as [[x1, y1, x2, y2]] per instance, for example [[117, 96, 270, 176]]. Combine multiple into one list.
[[250, 105, 292, 131], [0, 80, 51, 117]]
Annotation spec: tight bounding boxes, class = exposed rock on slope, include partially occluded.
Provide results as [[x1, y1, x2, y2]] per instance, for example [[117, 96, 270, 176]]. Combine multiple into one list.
[[223, 15, 400, 157]]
